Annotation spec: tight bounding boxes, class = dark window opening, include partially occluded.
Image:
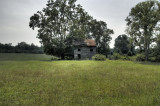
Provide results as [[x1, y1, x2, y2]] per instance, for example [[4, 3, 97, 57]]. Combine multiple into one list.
[[78, 54, 81, 59], [90, 49, 93, 52], [78, 48, 81, 51]]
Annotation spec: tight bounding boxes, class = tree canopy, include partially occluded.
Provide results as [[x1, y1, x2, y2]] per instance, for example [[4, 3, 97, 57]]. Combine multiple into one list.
[[114, 34, 130, 55], [90, 19, 113, 56], [126, 0, 160, 61], [29, 0, 113, 58]]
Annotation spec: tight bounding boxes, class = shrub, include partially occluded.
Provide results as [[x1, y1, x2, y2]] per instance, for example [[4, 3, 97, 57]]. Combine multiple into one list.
[[51, 56, 60, 61], [121, 56, 131, 60], [108, 55, 112, 60], [149, 57, 156, 62], [127, 50, 134, 56], [64, 55, 74, 60], [108, 53, 131, 61], [109, 53, 121, 60], [135, 54, 145, 61], [155, 55, 160, 62], [92, 54, 106, 61], [129, 56, 137, 61]]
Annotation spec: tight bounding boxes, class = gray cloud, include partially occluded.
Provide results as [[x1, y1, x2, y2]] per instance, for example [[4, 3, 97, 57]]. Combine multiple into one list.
[[0, 0, 46, 46], [0, 0, 145, 47]]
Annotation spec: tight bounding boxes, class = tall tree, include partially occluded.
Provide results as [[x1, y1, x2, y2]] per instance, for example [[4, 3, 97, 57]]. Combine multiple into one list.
[[89, 19, 113, 56], [126, 0, 160, 61], [114, 34, 130, 55], [29, 0, 113, 58], [29, 0, 92, 58]]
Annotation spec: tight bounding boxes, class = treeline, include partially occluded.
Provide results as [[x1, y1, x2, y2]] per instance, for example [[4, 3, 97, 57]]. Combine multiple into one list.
[[29, 0, 113, 59], [29, 0, 160, 62], [111, 34, 160, 62], [110, 0, 160, 62], [0, 42, 44, 54]]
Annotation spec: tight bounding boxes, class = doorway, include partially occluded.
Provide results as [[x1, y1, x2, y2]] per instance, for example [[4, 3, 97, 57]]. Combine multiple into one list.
[[78, 54, 81, 59]]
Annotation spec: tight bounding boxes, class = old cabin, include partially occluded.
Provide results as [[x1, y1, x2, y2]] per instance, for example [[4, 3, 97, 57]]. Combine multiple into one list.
[[74, 40, 96, 60]]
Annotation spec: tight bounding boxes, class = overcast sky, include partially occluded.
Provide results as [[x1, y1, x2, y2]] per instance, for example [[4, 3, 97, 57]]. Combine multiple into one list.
[[0, 0, 145, 48]]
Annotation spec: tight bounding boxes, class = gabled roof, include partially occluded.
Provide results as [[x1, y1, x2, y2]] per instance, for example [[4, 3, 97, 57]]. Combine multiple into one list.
[[74, 39, 96, 47]]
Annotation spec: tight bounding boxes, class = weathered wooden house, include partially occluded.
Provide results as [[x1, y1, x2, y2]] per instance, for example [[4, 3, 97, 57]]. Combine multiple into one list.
[[74, 40, 96, 60]]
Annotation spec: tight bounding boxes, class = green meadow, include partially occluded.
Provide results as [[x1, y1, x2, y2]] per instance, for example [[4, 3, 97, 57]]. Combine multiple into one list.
[[0, 53, 53, 61], [0, 53, 160, 105]]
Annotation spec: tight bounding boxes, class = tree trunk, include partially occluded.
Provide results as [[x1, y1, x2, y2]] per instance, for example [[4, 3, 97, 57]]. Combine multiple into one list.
[[145, 47, 148, 61], [139, 45, 142, 53], [144, 43, 147, 61], [144, 27, 149, 61]]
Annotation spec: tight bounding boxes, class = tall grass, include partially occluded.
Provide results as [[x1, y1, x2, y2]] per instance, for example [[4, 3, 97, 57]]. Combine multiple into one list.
[[0, 54, 160, 105]]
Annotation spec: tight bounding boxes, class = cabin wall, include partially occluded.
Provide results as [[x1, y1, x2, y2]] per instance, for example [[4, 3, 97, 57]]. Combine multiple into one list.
[[74, 47, 96, 60]]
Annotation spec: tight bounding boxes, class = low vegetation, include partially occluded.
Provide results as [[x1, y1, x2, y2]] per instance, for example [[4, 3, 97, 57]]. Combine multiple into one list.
[[0, 53, 160, 105], [92, 54, 106, 61], [0, 53, 53, 61]]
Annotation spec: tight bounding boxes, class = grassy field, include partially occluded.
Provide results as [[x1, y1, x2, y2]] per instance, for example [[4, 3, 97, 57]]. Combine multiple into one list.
[[0, 53, 53, 61], [0, 53, 160, 105]]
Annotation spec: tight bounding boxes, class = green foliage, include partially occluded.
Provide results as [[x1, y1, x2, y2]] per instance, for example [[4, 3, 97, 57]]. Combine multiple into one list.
[[129, 56, 137, 61], [51, 56, 60, 61], [29, 0, 113, 58], [109, 53, 121, 60], [90, 20, 114, 56], [108, 53, 131, 61], [126, 0, 160, 61], [0, 58, 160, 105], [155, 55, 160, 62], [127, 50, 134, 56], [121, 56, 131, 61], [29, 0, 91, 58], [153, 34, 160, 62], [114, 34, 130, 54], [92, 54, 106, 61], [135, 54, 145, 61], [0, 42, 43, 54], [149, 57, 156, 62], [64, 56, 73, 60]]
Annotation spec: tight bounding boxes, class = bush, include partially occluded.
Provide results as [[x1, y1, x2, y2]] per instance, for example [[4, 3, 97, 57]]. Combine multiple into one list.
[[121, 56, 131, 60], [109, 53, 121, 60], [155, 55, 160, 62], [149, 57, 156, 62], [127, 50, 134, 56], [129, 56, 137, 61], [92, 54, 106, 61], [64, 56, 74, 60], [51, 56, 60, 61], [135, 54, 145, 61], [113, 53, 122, 60], [108, 53, 131, 61]]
